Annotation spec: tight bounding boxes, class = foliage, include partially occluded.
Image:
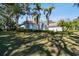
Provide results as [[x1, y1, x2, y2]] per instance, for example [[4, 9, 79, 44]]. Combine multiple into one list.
[[44, 6, 55, 25], [32, 3, 42, 24], [58, 18, 79, 32]]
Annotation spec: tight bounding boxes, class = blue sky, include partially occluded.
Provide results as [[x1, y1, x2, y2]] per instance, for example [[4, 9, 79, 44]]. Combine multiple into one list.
[[19, 3, 79, 24]]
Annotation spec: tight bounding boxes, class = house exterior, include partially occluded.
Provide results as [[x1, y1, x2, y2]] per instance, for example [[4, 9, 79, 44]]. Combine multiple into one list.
[[22, 20, 47, 30], [48, 26, 62, 31], [20, 20, 62, 31], [48, 22, 63, 31], [24, 21, 38, 30]]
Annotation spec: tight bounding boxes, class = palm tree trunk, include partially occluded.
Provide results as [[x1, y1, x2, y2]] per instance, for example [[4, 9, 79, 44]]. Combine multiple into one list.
[[15, 14, 19, 30]]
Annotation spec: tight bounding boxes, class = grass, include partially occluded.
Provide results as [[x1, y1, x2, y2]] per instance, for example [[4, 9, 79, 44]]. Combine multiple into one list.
[[0, 31, 79, 56], [68, 30, 79, 32]]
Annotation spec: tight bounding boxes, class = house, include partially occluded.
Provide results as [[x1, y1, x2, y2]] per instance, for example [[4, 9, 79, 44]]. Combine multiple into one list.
[[21, 20, 47, 30], [20, 20, 62, 31], [21, 20, 37, 30], [48, 22, 63, 31]]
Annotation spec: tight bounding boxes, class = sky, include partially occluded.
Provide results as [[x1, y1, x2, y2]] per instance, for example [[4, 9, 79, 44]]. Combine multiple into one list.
[[18, 3, 79, 24]]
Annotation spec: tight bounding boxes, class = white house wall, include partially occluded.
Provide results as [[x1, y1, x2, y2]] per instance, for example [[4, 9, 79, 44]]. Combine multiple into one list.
[[48, 27, 62, 31]]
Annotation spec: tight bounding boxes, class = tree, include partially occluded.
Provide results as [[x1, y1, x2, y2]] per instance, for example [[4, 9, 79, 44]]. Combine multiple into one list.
[[0, 4, 20, 30], [32, 3, 43, 30], [58, 19, 66, 31], [72, 19, 79, 30], [0, 3, 31, 30], [44, 6, 55, 25], [0, 19, 4, 29]]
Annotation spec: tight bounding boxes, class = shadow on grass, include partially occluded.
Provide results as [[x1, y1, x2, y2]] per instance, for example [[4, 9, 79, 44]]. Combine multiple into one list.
[[10, 44, 52, 56], [48, 32, 78, 56], [0, 31, 79, 56], [68, 34, 79, 43], [0, 31, 52, 56], [0, 36, 23, 55]]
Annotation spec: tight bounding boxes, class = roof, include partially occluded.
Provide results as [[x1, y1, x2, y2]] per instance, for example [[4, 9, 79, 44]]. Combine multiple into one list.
[[48, 22, 62, 28], [49, 22, 58, 26], [23, 20, 37, 24]]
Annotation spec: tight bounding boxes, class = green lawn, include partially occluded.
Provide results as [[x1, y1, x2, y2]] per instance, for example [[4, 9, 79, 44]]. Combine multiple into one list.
[[0, 31, 79, 56]]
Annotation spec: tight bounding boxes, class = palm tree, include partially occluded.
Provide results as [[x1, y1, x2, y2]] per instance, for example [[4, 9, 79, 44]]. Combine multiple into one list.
[[0, 3, 31, 30], [0, 4, 20, 30], [11, 4, 21, 29], [0, 4, 13, 30], [44, 6, 55, 25], [32, 3, 43, 30]]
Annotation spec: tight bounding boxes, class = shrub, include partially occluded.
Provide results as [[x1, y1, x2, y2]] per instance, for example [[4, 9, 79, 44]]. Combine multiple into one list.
[[0, 28, 3, 31]]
